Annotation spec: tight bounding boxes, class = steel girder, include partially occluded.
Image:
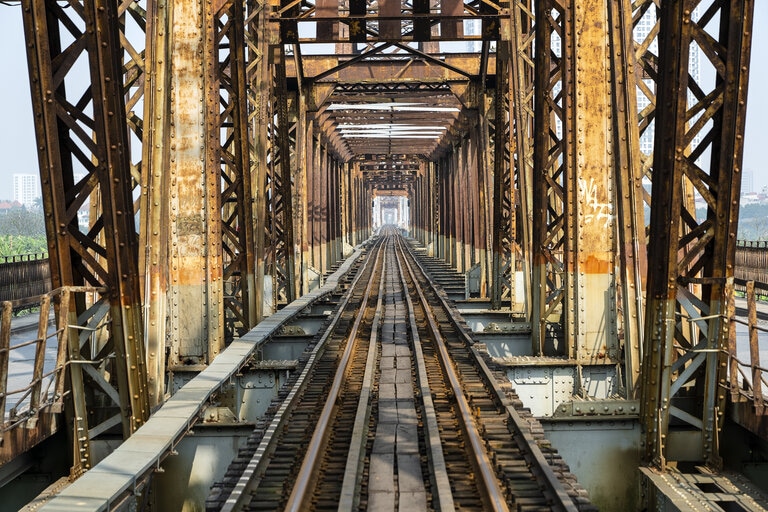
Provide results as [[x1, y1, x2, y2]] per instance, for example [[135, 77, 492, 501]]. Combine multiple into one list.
[[142, 0, 225, 373], [607, 0, 647, 399], [246, 0, 272, 323], [509, 0, 534, 318], [274, 0, 508, 44], [266, 44, 298, 306], [531, 0, 648, 393], [531, 0, 571, 355], [217, 1, 258, 342], [22, 0, 150, 472], [640, 0, 754, 469], [491, 40, 514, 310]]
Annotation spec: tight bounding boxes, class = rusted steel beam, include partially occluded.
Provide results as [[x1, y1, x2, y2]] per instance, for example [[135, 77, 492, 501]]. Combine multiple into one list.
[[148, 0, 224, 369], [140, 0, 172, 407], [288, 55, 492, 82], [607, 0, 647, 398], [246, 0, 274, 321], [532, 0, 570, 355], [22, 0, 149, 455], [509, 0, 534, 317], [532, 0, 642, 380], [217, 0, 258, 342], [491, 41, 511, 309], [640, 0, 754, 469], [269, 44, 298, 304]]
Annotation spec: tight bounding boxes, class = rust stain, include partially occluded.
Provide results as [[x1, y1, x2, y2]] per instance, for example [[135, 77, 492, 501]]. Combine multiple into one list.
[[582, 254, 611, 274], [176, 257, 209, 286]]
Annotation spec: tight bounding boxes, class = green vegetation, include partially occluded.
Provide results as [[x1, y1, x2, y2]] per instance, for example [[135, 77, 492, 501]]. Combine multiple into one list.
[[737, 204, 768, 241], [0, 207, 47, 258], [694, 203, 768, 241]]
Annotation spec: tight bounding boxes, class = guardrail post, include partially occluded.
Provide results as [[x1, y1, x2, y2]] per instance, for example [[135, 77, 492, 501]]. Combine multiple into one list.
[[747, 281, 764, 414], [29, 294, 51, 415], [729, 292, 739, 401], [0, 301, 11, 426]]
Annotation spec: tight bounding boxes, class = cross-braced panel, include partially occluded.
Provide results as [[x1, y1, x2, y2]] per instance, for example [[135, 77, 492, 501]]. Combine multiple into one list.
[[266, 45, 297, 305], [22, 0, 150, 473], [216, 1, 257, 341], [640, 0, 754, 469], [532, 0, 569, 352]]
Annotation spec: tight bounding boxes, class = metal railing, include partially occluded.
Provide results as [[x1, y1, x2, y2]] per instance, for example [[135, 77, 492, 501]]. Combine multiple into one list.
[[729, 280, 767, 413], [736, 240, 768, 287], [0, 286, 106, 464], [0, 254, 51, 308]]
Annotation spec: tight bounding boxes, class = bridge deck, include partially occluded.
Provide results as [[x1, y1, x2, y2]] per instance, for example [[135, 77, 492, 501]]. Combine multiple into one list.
[[33, 249, 363, 511]]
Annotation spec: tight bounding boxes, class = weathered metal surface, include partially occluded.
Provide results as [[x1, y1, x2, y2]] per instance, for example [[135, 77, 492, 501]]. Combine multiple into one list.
[[272, 0, 507, 43], [289, 55, 490, 82], [155, 0, 224, 368], [607, 0, 647, 399], [245, 0, 273, 322], [530, 1, 646, 395], [568, 0, 618, 364], [216, 0, 258, 342], [266, 44, 297, 306], [640, 0, 755, 469], [139, 0, 173, 407], [22, 0, 150, 470], [509, 0, 534, 318], [532, 0, 570, 356], [34, 250, 363, 512]]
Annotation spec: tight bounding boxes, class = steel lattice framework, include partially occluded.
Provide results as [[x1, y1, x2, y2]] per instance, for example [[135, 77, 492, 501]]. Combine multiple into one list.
[[640, 0, 754, 469], [12, 0, 758, 487], [21, 0, 151, 473]]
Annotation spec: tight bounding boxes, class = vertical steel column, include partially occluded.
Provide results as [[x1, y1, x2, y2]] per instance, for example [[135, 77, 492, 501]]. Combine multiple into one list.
[[319, 145, 328, 273], [509, 0, 535, 317], [217, 0, 257, 341], [157, 0, 224, 368], [491, 41, 512, 309], [246, 0, 272, 321], [141, 0, 171, 406], [607, 0, 647, 398], [532, 0, 570, 354], [22, 0, 149, 462], [532, 0, 621, 368], [640, 0, 754, 469], [430, 161, 439, 256], [311, 136, 321, 272], [568, 0, 619, 364], [269, 44, 297, 304], [298, 109, 313, 294]]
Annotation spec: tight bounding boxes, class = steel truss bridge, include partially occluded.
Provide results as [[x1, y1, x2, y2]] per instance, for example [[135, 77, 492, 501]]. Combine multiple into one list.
[[0, 0, 767, 510]]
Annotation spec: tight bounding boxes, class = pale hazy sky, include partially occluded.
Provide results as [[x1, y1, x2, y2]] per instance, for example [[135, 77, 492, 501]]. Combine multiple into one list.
[[0, 4, 767, 199]]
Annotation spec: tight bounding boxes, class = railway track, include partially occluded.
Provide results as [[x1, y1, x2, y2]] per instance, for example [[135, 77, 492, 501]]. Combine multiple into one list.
[[208, 228, 595, 511]]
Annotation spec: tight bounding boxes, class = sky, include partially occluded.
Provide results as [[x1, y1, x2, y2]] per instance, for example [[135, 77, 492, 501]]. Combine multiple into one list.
[[1, 4, 767, 199]]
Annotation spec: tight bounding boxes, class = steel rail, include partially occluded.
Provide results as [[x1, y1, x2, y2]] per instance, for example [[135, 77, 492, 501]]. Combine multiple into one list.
[[40, 248, 365, 512], [220, 241, 381, 512], [337, 246, 387, 509], [391, 233, 456, 511], [400, 236, 581, 512], [393, 235, 510, 512], [283, 240, 386, 511]]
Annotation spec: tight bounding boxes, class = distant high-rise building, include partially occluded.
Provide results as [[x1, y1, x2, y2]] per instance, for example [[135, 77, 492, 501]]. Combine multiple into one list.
[[13, 174, 40, 207], [635, 8, 701, 156], [742, 170, 754, 194], [464, 19, 481, 53]]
